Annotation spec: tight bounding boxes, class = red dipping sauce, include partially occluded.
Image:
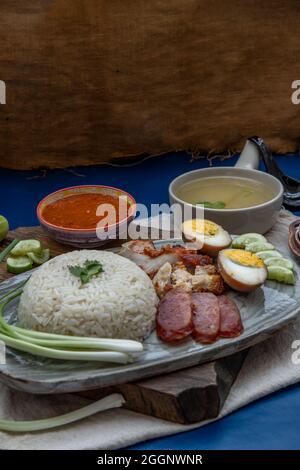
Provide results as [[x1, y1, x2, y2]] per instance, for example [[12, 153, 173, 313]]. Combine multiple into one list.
[[42, 193, 130, 230]]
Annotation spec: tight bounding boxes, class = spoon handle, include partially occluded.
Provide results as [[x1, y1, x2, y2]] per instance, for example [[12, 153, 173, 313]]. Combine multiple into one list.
[[246, 136, 283, 177]]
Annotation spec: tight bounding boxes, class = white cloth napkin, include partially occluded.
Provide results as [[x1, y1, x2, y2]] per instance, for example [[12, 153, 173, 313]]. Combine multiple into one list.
[[0, 211, 299, 450]]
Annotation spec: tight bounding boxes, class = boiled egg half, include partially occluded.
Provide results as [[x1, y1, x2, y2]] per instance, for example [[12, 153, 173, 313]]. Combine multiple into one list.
[[182, 219, 231, 256], [218, 249, 267, 292]]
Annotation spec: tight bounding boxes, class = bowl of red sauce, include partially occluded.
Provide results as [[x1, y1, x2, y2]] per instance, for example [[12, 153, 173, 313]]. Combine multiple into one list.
[[37, 185, 136, 248]]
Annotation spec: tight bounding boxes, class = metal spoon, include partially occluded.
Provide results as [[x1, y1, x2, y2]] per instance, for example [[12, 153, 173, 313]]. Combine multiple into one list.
[[247, 136, 300, 209]]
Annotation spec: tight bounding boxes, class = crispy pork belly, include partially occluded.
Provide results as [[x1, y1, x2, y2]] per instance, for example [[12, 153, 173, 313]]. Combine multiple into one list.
[[120, 240, 203, 277], [180, 252, 212, 271], [170, 263, 224, 295], [170, 262, 193, 293], [152, 262, 172, 298], [120, 240, 224, 294], [119, 240, 180, 277], [192, 265, 225, 295]]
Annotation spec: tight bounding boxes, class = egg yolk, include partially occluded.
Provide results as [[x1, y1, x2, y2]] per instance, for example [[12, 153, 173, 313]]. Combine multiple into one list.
[[190, 219, 219, 236], [225, 249, 264, 268]]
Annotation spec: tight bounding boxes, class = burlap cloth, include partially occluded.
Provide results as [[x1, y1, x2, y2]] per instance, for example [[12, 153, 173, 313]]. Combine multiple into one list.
[[1, 1, 300, 169]]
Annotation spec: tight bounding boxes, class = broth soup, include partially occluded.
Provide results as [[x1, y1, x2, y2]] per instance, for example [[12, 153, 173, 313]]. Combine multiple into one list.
[[176, 176, 275, 209]]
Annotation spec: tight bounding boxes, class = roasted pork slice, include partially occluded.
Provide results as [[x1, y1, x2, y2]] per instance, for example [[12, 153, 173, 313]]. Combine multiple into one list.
[[156, 289, 193, 342]]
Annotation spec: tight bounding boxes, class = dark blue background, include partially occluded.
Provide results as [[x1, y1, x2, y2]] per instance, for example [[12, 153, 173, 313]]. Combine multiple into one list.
[[1, 152, 300, 449]]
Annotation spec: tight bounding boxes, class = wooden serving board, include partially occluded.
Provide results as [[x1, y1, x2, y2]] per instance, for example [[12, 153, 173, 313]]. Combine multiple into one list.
[[0, 226, 247, 424]]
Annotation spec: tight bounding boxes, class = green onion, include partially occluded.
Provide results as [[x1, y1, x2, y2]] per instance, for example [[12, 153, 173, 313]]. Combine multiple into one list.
[[9, 329, 142, 353], [0, 286, 143, 363], [0, 331, 131, 363], [0, 285, 140, 433], [0, 393, 125, 432], [0, 239, 19, 263]]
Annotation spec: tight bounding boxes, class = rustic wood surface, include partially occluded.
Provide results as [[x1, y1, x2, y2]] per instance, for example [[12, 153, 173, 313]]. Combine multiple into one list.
[[78, 352, 246, 424], [0, 226, 247, 423]]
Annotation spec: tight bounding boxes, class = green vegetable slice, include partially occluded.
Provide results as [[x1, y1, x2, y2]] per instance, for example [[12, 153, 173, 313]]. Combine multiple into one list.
[[256, 250, 283, 260], [245, 241, 274, 253], [264, 257, 294, 270], [10, 239, 41, 256], [27, 248, 50, 265], [267, 266, 296, 285], [7, 256, 33, 274], [232, 233, 267, 249], [197, 201, 226, 209]]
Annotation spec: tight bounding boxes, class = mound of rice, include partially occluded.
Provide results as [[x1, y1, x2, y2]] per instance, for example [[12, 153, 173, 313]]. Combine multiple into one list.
[[18, 250, 158, 342]]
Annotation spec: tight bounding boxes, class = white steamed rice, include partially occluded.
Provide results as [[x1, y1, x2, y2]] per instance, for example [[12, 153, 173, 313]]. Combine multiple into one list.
[[18, 250, 158, 342]]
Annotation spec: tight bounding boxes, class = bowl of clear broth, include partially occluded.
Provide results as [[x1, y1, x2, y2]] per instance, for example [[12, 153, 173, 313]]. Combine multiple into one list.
[[169, 141, 283, 234], [37, 185, 136, 247]]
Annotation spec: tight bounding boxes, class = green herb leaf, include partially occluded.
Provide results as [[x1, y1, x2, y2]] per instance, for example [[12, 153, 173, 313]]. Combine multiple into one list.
[[80, 272, 90, 284], [68, 265, 85, 278], [68, 260, 104, 284], [197, 201, 226, 209]]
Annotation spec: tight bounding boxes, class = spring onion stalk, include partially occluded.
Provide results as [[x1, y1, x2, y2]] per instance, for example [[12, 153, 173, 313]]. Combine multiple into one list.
[[0, 393, 125, 432], [0, 239, 19, 263], [7, 330, 143, 353], [0, 284, 26, 304], [0, 286, 142, 363], [0, 331, 131, 363]]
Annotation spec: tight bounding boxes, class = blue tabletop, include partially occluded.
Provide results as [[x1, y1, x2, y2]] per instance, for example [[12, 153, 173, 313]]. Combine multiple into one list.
[[0, 152, 300, 449]]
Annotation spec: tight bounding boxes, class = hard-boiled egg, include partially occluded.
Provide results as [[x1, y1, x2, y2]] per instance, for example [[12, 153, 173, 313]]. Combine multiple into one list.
[[182, 219, 231, 256], [218, 249, 267, 292]]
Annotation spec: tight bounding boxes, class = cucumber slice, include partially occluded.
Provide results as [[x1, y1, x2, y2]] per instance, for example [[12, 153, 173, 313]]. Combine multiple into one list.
[[27, 249, 50, 265], [232, 233, 267, 249], [256, 250, 283, 260], [264, 257, 294, 270], [7, 256, 33, 274], [245, 242, 274, 253], [267, 266, 295, 285], [10, 239, 41, 256]]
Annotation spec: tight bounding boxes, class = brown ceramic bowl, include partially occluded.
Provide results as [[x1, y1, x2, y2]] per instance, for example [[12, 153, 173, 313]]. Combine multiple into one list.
[[37, 185, 136, 248]]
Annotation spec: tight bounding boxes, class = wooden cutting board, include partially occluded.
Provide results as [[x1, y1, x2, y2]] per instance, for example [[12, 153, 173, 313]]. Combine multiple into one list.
[[0, 227, 247, 424]]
